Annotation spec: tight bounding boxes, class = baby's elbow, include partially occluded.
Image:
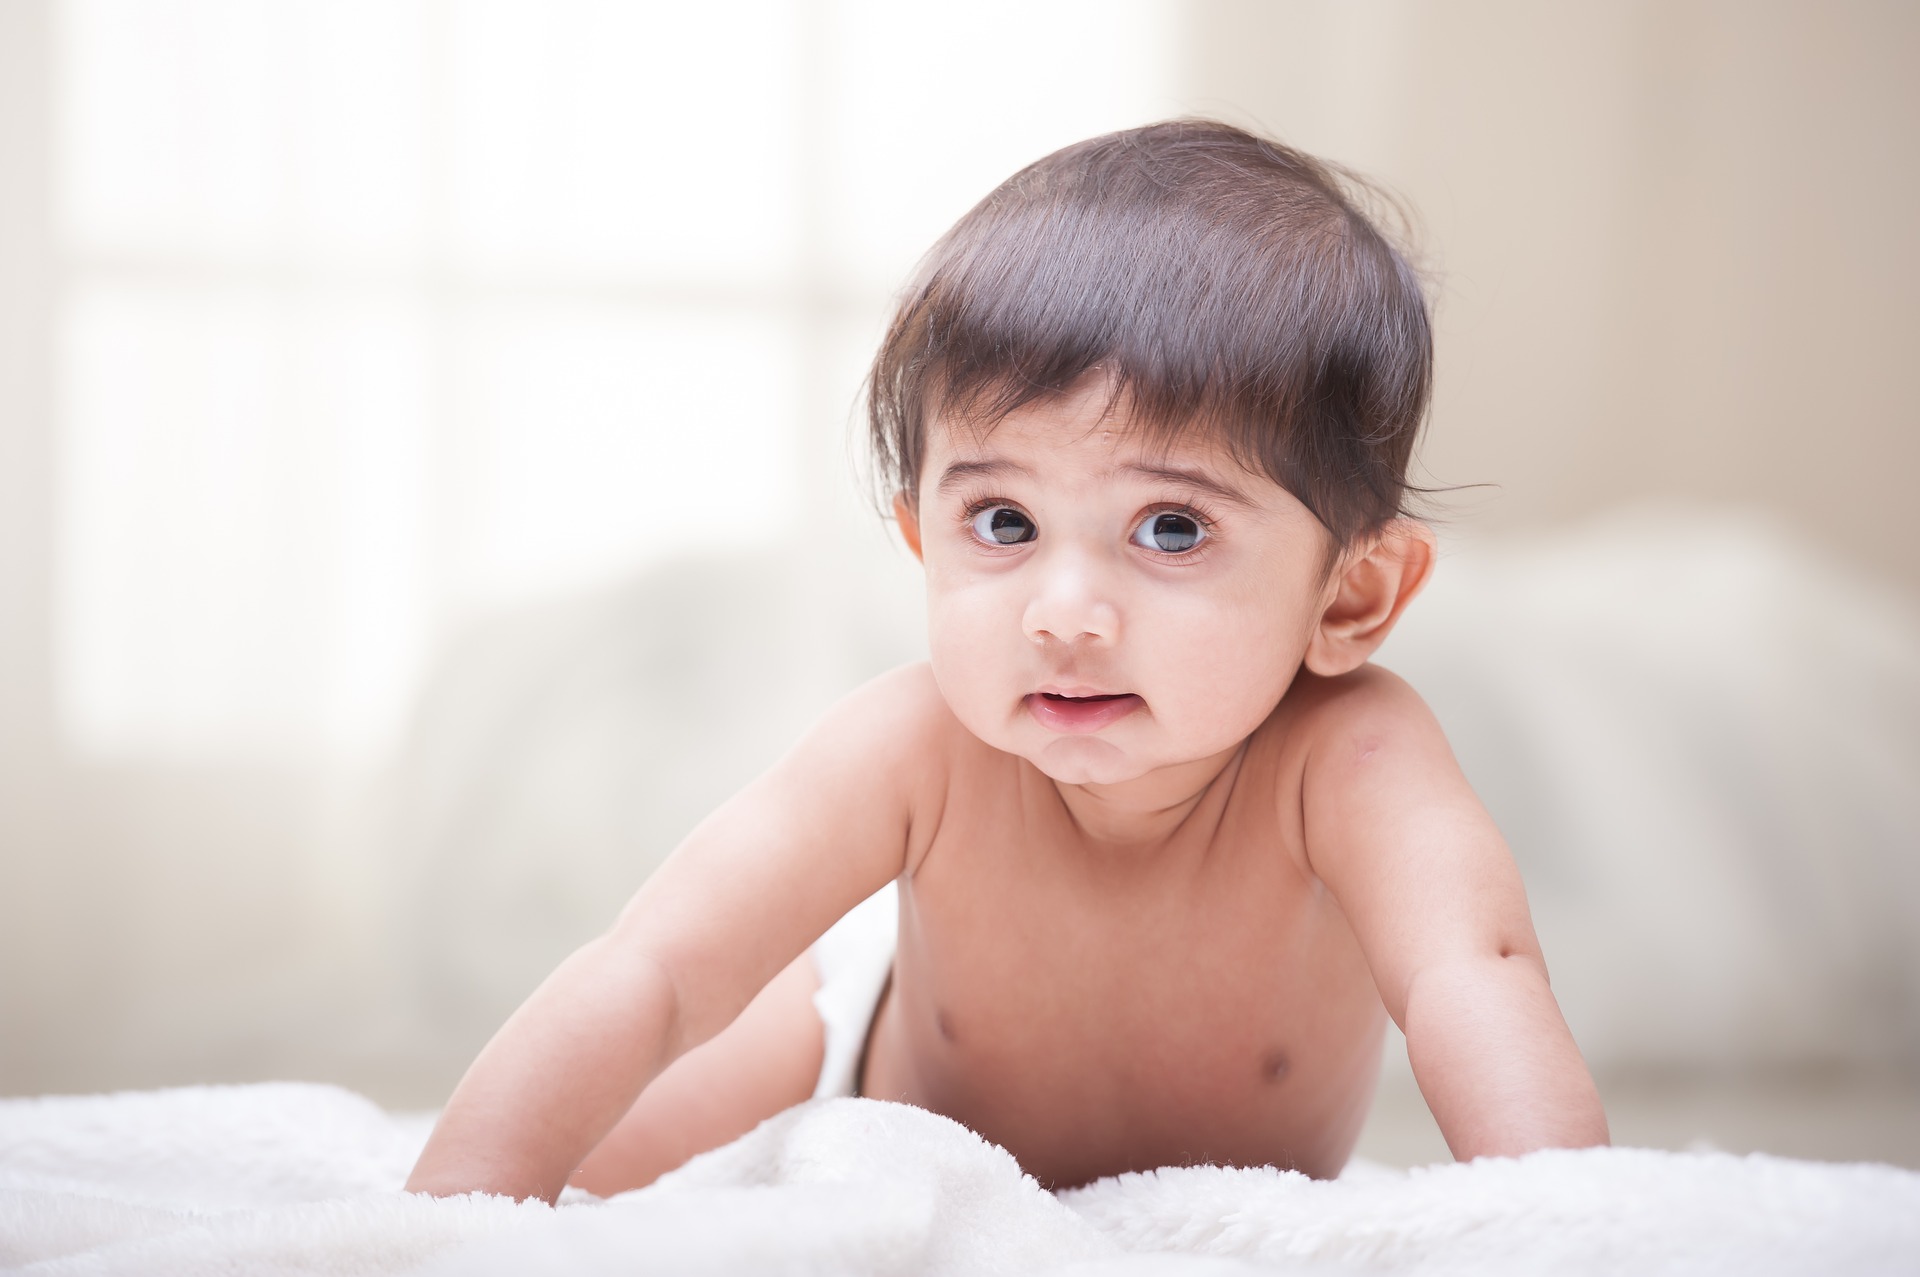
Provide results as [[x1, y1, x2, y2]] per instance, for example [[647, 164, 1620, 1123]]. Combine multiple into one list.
[[1488, 936, 1548, 983], [569, 931, 692, 1050], [1400, 944, 1548, 1018]]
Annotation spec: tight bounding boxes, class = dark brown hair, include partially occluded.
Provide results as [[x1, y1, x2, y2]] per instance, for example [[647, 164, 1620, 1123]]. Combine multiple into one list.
[[866, 119, 1432, 553]]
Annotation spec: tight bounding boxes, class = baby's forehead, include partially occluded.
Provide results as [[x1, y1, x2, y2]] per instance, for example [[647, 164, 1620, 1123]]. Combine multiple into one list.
[[923, 409, 1283, 509], [928, 397, 1250, 472]]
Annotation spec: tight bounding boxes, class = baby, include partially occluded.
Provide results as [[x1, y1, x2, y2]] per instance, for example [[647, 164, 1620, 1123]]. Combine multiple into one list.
[[407, 119, 1608, 1202]]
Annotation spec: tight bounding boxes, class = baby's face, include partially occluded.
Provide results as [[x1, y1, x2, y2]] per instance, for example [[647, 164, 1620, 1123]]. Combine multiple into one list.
[[911, 387, 1337, 788]]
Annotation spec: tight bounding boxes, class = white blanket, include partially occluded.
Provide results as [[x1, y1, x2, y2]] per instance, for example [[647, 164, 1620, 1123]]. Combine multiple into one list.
[[3, 1083, 1917, 1275]]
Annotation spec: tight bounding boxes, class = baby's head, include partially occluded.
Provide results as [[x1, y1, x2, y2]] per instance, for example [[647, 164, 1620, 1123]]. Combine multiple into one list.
[[868, 120, 1438, 788]]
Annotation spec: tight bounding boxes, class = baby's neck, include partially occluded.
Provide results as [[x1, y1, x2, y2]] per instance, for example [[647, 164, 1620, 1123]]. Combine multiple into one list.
[[1044, 740, 1248, 852]]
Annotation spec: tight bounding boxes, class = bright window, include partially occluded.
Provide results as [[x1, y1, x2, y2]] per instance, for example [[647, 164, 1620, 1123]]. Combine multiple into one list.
[[53, 0, 1178, 758]]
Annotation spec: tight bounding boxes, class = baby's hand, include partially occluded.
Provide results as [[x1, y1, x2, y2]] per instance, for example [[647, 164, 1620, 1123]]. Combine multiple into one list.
[[404, 939, 683, 1201]]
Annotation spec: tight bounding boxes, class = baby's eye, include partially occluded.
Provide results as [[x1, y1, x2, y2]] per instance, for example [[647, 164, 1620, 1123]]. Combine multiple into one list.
[[1132, 511, 1206, 554], [970, 505, 1037, 546]]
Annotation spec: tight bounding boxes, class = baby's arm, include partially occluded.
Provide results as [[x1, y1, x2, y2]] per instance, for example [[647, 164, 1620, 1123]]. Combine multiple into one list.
[[1300, 668, 1609, 1160], [404, 665, 943, 1202]]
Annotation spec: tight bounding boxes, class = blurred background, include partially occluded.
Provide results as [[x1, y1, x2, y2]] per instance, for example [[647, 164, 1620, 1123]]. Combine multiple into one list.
[[1, 0, 1916, 1170]]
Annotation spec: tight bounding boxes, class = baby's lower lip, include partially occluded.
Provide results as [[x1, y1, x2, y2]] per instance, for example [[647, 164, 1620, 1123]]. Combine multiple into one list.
[[1025, 692, 1144, 734]]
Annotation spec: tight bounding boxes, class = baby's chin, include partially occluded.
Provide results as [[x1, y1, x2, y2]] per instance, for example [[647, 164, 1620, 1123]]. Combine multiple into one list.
[[949, 705, 1150, 785], [1021, 725, 1244, 787], [1018, 734, 1167, 787], [1012, 717, 1268, 790]]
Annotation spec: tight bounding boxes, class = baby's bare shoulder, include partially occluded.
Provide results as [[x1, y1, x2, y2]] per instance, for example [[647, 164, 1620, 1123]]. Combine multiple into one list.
[[1249, 666, 1452, 847], [1268, 663, 1442, 764], [800, 661, 967, 818], [823, 661, 963, 750], [1235, 667, 1443, 870]]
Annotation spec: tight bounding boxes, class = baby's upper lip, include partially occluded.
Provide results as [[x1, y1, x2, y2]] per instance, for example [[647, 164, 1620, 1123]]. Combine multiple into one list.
[[1034, 684, 1135, 700]]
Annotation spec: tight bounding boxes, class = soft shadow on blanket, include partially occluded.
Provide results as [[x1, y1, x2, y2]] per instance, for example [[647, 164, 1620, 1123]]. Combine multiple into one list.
[[2, 1083, 1917, 1276]]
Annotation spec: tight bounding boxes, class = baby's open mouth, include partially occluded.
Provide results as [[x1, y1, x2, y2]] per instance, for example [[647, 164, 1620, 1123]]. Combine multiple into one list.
[[1026, 691, 1144, 734]]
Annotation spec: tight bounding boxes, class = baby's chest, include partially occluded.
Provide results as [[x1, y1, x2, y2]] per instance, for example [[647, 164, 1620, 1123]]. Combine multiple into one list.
[[900, 855, 1370, 1064], [873, 840, 1385, 1182], [907, 818, 1371, 1049]]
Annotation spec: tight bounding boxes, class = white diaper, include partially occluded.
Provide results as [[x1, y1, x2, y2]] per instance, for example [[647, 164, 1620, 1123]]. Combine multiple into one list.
[[808, 881, 899, 1099]]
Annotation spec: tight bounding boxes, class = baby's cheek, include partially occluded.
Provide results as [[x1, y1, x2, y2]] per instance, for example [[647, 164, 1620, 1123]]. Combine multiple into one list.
[[925, 602, 1015, 722], [926, 589, 989, 654], [1154, 613, 1301, 739]]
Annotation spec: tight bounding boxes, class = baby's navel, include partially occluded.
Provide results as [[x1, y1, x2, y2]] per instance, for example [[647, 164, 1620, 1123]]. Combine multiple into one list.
[[1261, 1049, 1291, 1083], [936, 1009, 958, 1042]]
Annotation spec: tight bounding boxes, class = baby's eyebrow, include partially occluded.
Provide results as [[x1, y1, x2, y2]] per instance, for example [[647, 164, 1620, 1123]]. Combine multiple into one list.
[[1118, 463, 1257, 509], [935, 458, 1030, 494], [934, 457, 1256, 508]]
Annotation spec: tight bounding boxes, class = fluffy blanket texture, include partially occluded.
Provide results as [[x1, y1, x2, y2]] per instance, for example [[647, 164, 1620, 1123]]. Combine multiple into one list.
[[2, 1083, 1917, 1276]]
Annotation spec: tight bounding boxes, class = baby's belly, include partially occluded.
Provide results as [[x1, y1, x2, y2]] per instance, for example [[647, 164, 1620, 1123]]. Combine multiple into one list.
[[860, 946, 1388, 1187]]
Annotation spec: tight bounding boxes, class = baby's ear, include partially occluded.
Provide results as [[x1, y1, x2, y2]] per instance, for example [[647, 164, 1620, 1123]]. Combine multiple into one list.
[[1304, 520, 1437, 677], [893, 492, 924, 562]]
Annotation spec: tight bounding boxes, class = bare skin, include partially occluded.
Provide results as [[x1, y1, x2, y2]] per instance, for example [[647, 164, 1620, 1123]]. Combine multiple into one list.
[[861, 676, 1392, 1186], [408, 387, 1609, 1203]]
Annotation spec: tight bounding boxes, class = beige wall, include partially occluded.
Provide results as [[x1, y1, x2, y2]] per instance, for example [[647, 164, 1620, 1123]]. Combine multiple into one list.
[[1185, 0, 1920, 593]]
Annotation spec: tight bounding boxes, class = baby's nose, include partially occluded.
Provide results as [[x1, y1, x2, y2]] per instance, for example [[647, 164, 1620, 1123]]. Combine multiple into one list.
[[1021, 551, 1120, 645]]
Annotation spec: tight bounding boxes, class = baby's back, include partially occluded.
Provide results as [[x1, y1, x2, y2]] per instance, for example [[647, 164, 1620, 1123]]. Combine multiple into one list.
[[859, 675, 1388, 1186]]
